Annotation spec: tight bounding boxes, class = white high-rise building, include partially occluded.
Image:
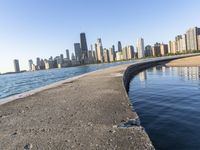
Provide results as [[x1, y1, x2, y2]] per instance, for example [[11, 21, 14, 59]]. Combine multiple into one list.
[[96, 38, 104, 62], [186, 27, 200, 51], [136, 38, 145, 58]]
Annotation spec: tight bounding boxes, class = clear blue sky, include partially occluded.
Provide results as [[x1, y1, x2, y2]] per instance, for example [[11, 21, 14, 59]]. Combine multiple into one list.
[[0, 0, 200, 73]]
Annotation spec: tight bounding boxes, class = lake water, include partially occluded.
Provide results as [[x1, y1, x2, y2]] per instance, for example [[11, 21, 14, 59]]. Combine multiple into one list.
[[129, 65, 200, 150], [0, 60, 136, 100]]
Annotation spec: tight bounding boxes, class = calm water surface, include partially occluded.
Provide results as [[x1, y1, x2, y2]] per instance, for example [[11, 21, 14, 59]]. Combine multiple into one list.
[[129, 65, 200, 150], [0, 61, 136, 100]]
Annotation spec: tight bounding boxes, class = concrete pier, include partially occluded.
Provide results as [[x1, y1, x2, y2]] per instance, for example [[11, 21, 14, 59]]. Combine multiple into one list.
[[0, 54, 199, 149]]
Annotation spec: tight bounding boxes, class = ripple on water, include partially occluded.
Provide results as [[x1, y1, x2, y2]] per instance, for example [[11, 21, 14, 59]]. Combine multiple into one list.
[[0, 60, 135, 100], [129, 66, 200, 150]]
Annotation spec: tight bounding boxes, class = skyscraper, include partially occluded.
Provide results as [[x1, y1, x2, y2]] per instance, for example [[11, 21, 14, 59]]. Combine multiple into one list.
[[136, 38, 145, 58], [13, 59, 20, 73], [36, 57, 41, 69], [145, 45, 152, 57], [152, 43, 161, 56], [186, 27, 200, 51], [66, 49, 70, 60], [109, 47, 115, 62], [71, 53, 76, 61], [28, 59, 33, 71], [103, 48, 110, 63], [198, 35, 200, 50], [74, 43, 81, 62], [96, 38, 104, 62], [175, 35, 182, 52], [127, 45, 134, 59], [80, 33, 88, 61], [122, 46, 128, 60], [112, 45, 116, 60], [118, 41, 122, 52], [182, 34, 187, 51], [160, 43, 168, 56]]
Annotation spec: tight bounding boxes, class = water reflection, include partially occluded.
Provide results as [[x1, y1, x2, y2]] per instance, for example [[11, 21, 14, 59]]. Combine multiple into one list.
[[129, 65, 200, 150], [176, 67, 200, 81], [147, 66, 200, 82], [139, 71, 147, 81]]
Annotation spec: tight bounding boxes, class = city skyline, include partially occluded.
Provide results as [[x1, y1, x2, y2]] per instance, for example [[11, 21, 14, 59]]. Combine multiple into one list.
[[0, 0, 200, 73], [9, 25, 200, 74]]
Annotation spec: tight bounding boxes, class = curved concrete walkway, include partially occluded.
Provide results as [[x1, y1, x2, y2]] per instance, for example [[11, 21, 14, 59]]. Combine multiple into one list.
[[0, 54, 199, 149]]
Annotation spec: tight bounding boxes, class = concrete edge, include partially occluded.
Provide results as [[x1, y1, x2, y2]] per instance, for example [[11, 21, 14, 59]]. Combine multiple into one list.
[[120, 53, 200, 148], [123, 53, 200, 92], [0, 66, 122, 106]]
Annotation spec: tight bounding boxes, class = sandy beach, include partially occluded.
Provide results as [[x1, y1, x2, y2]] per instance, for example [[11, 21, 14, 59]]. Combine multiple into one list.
[[166, 55, 200, 67]]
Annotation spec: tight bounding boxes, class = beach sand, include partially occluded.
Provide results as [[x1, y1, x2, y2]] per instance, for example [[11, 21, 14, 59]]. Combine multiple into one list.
[[166, 55, 200, 67]]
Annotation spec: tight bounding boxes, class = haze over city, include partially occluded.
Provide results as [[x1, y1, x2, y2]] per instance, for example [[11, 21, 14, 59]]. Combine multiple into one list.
[[0, 0, 200, 73]]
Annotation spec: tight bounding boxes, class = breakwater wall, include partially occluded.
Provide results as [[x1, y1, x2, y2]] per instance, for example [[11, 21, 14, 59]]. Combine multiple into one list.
[[123, 54, 200, 92]]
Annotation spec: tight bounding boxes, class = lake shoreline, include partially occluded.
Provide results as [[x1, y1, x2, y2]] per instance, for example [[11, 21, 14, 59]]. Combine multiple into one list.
[[0, 54, 199, 149], [166, 55, 200, 67]]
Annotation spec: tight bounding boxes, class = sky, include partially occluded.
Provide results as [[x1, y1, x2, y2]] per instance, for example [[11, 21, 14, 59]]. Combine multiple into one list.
[[0, 0, 200, 73]]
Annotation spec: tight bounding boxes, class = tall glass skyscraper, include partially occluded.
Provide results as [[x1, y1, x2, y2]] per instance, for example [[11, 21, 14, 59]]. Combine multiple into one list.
[[13, 59, 20, 72], [136, 38, 145, 58], [74, 43, 82, 61], [80, 33, 88, 60], [118, 41, 122, 52]]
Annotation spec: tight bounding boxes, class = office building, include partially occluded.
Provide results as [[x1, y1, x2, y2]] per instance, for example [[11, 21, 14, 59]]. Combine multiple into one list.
[[160, 43, 168, 56], [136, 38, 145, 58], [80, 33, 88, 61], [40, 59, 45, 70], [44, 59, 50, 70], [168, 41, 172, 53], [60, 54, 64, 64], [116, 51, 123, 61], [127, 45, 134, 59], [109, 47, 115, 62], [152, 43, 161, 57], [14, 59, 20, 73], [182, 34, 187, 51], [90, 44, 96, 61], [198, 35, 200, 50], [112, 45, 116, 59], [103, 49, 110, 63], [31, 64, 37, 71], [66, 49, 70, 60], [186, 27, 200, 51], [168, 41, 176, 54], [175, 35, 182, 52], [71, 53, 76, 61], [74, 43, 82, 62], [145, 45, 153, 57], [55, 56, 63, 68], [122, 46, 128, 60], [71, 53, 77, 66], [88, 50, 95, 63], [118, 41, 122, 52], [28, 59, 33, 71], [96, 38, 104, 62], [36, 57, 41, 69]]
